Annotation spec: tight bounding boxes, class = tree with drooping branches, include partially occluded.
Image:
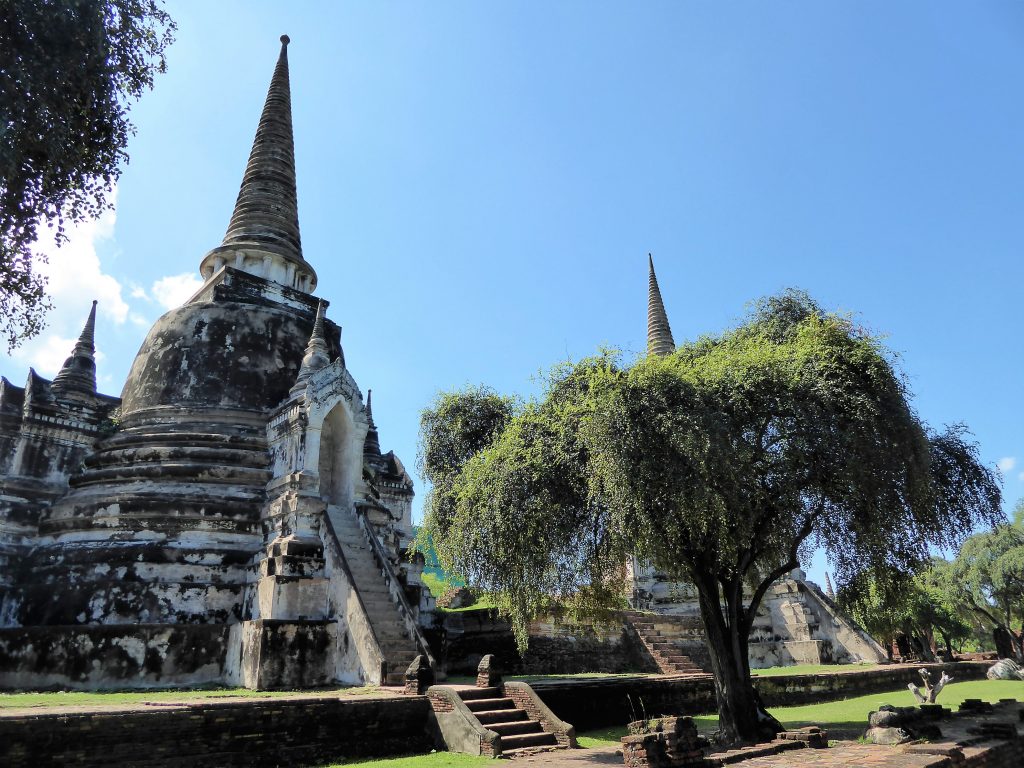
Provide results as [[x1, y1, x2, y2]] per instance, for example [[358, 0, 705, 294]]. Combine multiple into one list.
[[419, 290, 1002, 744]]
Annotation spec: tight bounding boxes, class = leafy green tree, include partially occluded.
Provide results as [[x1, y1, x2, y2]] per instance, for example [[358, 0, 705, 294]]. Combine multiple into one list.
[[839, 562, 971, 662], [916, 560, 974, 658], [0, 0, 175, 350], [952, 519, 1024, 659], [420, 291, 1002, 743]]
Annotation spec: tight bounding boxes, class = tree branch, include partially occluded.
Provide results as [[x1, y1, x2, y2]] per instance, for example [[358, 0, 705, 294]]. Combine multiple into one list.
[[740, 513, 816, 638]]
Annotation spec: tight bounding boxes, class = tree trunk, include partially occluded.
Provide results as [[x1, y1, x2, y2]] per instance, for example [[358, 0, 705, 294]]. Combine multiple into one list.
[[993, 625, 1016, 659], [938, 631, 954, 662], [917, 630, 937, 662], [693, 573, 782, 744]]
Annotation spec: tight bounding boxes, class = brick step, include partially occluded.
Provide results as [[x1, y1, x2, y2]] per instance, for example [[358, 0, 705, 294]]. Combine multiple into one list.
[[476, 709, 530, 725], [457, 686, 503, 701], [489, 720, 545, 737], [465, 697, 516, 713], [500, 732, 558, 750]]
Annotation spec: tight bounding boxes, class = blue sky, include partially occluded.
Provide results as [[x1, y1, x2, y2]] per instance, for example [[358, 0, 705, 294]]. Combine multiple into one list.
[[3, 2, 1021, 587]]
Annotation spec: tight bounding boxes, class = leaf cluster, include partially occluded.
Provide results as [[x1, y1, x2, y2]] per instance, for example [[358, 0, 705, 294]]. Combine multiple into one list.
[[950, 518, 1024, 633], [0, 0, 176, 349]]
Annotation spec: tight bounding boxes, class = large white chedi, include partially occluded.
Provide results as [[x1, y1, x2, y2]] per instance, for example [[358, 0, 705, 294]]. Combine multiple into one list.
[[0, 37, 434, 690]]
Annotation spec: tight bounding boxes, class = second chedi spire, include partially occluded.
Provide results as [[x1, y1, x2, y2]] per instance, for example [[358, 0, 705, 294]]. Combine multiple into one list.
[[647, 254, 675, 357]]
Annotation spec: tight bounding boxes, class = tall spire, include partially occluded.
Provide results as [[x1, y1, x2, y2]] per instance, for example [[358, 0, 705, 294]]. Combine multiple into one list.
[[51, 300, 97, 396], [199, 35, 317, 293], [647, 254, 675, 357], [363, 389, 382, 459], [823, 572, 836, 601], [291, 301, 331, 393]]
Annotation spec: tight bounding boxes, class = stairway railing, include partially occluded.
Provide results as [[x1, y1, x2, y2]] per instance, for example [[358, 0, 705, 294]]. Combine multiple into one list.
[[353, 503, 438, 671]]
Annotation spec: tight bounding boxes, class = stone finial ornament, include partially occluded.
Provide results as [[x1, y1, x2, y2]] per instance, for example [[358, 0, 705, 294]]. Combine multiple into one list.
[[199, 34, 317, 292], [51, 300, 98, 396], [290, 301, 331, 393], [476, 653, 501, 688], [404, 654, 435, 695], [647, 254, 675, 357]]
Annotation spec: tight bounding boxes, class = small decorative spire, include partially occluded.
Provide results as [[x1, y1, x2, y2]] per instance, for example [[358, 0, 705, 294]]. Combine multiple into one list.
[[291, 301, 331, 393], [23, 368, 47, 408], [823, 572, 836, 600], [51, 300, 98, 396], [364, 389, 382, 459], [647, 254, 675, 357]]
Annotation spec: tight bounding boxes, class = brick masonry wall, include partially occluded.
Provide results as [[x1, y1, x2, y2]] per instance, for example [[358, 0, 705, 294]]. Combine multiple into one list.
[[530, 662, 990, 730], [427, 609, 656, 676], [753, 662, 989, 707], [0, 695, 435, 768]]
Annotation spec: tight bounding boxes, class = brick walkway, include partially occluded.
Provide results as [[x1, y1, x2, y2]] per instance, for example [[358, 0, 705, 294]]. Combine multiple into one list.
[[513, 701, 1024, 767]]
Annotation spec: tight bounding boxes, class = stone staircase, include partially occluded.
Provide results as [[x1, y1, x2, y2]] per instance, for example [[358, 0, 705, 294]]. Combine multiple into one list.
[[327, 506, 420, 684], [624, 611, 708, 675], [458, 686, 560, 755]]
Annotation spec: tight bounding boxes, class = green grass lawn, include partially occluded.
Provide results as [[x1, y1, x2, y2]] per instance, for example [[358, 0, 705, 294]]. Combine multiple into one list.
[[580, 679, 1024, 744], [750, 662, 878, 677], [0, 685, 382, 709], [421, 572, 498, 613]]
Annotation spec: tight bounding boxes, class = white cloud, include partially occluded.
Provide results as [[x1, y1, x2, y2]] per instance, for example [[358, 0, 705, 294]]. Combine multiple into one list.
[[150, 272, 203, 310], [998, 457, 1017, 473], [17, 335, 77, 379], [34, 193, 129, 324], [11, 195, 130, 378], [1018, 471, 1024, 483]]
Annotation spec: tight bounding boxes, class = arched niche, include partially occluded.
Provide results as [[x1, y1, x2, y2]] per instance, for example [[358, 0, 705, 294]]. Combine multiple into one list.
[[318, 401, 359, 509]]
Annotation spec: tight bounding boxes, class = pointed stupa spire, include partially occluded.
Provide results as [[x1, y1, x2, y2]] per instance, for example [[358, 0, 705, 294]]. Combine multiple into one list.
[[200, 35, 317, 293], [291, 301, 331, 393], [363, 389, 382, 459], [823, 572, 836, 600], [51, 300, 98, 396], [647, 254, 675, 357]]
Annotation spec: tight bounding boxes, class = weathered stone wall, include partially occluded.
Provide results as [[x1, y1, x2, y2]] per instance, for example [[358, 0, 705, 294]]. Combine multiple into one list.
[[0, 695, 435, 767], [429, 609, 656, 676], [631, 564, 887, 669], [0, 624, 232, 690]]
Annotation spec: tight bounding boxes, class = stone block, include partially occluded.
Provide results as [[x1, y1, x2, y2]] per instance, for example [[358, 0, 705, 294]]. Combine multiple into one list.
[[240, 619, 336, 689]]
